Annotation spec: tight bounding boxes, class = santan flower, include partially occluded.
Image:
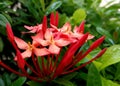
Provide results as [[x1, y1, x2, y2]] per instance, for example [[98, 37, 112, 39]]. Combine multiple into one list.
[[0, 12, 106, 82]]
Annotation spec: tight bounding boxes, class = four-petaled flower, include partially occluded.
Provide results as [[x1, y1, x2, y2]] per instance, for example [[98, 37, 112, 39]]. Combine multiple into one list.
[[0, 12, 106, 82]]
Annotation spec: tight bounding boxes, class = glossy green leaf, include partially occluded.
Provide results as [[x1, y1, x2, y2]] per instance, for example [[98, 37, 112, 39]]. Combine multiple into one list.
[[96, 27, 112, 38], [0, 14, 10, 27], [87, 63, 102, 86], [101, 76, 120, 86], [99, 45, 120, 70], [0, 78, 5, 86], [45, 1, 62, 15], [27, 81, 42, 86], [0, 37, 4, 52], [96, 27, 114, 44], [72, 8, 86, 24], [54, 79, 75, 86], [11, 77, 26, 86]]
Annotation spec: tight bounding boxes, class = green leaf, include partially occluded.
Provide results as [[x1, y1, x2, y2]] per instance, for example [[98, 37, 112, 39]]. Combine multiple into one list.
[[114, 62, 120, 80], [0, 77, 5, 86], [45, 1, 62, 15], [39, 0, 45, 11], [101, 76, 120, 86], [53, 78, 75, 86], [2, 73, 11, 86], [0, 14, 10, 27], [27, 81, 42, 86], [0, 1, 12, 10], [11, 77, 26, 86], [96, 27, 114, 44], [72, 8, 86, 24], [0, 37, 4, 52], [87, 63, 102, 86], [62, 72, 78, 80], [99, 45, 120, 70], [96, 27, 112, 38]]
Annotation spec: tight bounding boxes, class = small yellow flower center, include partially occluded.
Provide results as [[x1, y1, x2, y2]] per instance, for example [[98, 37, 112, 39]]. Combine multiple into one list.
[[50, 36, 54, 44], [28, 42, 33, 50]]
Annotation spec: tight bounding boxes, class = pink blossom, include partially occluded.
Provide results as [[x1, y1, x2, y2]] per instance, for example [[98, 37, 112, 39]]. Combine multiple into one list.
[[14, 37, 50, 59]]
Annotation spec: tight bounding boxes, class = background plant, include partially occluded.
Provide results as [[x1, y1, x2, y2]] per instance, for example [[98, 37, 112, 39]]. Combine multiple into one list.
[[0, 0, 120, 86]]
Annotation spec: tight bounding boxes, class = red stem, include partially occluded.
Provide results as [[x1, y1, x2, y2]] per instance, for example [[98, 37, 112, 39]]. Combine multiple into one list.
[[25, 61, 42, 77], [31, 53, 42, 75], [62, 48, 107, 75], [0, 61, 24, 76]]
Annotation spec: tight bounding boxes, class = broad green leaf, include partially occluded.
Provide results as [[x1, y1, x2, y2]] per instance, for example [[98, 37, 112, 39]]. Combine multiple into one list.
[[0, 14, 10, 27], [72, 8, 86, 24], [11, 77, 26, 86], [0, 78, 5, 86], [27, 81, 42, 86], [99, 45, 120, 70], [87, 63, 102, 86], [53, 79, 75, 86], [101, 76, 120, 86], [0, 37, 4, 52], [45, 1, 62, 15]]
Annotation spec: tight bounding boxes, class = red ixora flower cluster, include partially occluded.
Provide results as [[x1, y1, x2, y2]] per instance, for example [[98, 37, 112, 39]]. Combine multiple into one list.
[[0, 12, 106, 82]]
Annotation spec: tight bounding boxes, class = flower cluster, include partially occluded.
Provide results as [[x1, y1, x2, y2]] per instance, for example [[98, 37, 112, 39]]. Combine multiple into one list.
[[0, 12, 106, 82]]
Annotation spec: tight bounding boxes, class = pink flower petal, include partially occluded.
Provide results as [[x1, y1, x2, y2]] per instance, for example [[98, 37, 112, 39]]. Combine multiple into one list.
[[21, 49, 32, 58], [45, 29, 53, 40], [55, 39, 71, 47], [33, 48, 50, 56], [32, 34, 49, 46], [14, 37, 28, 50], [14, 49, 32, 60], [48, 44, 60, 54], [60, 22, 71, 33]]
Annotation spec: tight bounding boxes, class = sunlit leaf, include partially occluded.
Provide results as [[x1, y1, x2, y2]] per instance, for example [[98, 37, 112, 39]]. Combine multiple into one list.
[[101, 76, 120, 86], [72, 8, 86, 24], [99, 45, 120, 70]]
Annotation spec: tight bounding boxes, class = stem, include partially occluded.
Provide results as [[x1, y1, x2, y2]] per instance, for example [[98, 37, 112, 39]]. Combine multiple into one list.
[[62, 48, 106, 75], [0, 61, 24, 76], [25, 61, 42, 77], [31, 53, 42, 74]]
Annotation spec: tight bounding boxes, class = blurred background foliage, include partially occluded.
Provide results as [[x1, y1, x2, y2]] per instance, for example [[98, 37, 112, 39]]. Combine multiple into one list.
[[0, 0, 120, 86]]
